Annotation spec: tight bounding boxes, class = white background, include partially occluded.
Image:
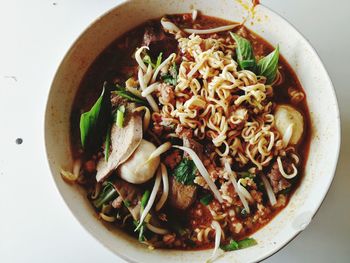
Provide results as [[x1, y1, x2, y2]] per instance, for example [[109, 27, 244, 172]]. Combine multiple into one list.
[[0, 0, 349, 262]]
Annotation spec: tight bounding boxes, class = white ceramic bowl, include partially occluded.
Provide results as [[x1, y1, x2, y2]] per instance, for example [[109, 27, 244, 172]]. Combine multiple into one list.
[[45, 0, 341, 262]]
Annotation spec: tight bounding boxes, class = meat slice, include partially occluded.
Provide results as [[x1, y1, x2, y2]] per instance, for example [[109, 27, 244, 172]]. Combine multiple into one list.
[[142, 22, 178, 58], [113, 178, 143, 220], [96, 108, 143, 182], [168, 137, 204, 210], [266, 161, 291, 193], [169, 176, 197, 210], [113, 178, 165, 229]]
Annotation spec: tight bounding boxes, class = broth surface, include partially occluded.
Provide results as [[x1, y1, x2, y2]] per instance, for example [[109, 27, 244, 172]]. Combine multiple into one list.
[[70, 14, 311, 250]]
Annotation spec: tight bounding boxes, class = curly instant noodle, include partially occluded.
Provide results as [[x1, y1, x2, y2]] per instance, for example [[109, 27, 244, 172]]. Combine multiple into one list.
[[157, 34, 284, 170]]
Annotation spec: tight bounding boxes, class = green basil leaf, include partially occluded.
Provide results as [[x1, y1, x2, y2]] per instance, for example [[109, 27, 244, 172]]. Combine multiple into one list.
[[239, 59, 256, 69], [161, 62, 178, 86], [79, 84, 109, 148], [200, 194, 214, 206], [220, 238, 257, 251], [257, 45, 279, 84], [230, 32, 257, 71], [173, 158, 197, 185]]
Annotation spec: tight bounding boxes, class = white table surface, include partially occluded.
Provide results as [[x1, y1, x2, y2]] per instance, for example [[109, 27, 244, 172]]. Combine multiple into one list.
[[0, 0, 349, 262]]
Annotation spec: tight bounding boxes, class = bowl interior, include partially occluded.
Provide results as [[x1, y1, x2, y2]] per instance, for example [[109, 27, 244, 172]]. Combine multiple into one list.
[[45, 0, 340, 262]]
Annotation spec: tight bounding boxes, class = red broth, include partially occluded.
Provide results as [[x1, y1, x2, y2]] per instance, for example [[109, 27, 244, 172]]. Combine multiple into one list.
[[70, 14, 311, 250]]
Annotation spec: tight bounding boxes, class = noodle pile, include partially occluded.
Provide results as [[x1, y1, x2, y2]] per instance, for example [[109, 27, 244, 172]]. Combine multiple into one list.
[[157, 34, 285, 171]]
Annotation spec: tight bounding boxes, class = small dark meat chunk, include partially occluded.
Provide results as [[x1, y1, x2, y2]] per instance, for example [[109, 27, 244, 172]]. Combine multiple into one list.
[[175, 125, 193, 139], [110, 93, 128, 108], [183, 136, 205, 161], [142, 22, 178, 57], [164, 150, 182, 170], [266, 160, 292, 193], [167, 136, 205, 209], [169, 176, 197, 210]]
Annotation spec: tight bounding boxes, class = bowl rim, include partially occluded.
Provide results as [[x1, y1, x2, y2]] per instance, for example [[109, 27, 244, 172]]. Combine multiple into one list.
[[252, 4, 341, 262], [44, 1, 341, 262]]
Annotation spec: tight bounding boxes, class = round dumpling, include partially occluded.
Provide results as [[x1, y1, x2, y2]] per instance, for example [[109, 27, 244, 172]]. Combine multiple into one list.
[[118, 139, 160, 184], [275, 105, 304, 145]]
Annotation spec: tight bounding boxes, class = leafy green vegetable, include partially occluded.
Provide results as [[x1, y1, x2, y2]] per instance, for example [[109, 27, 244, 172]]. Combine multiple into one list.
[[138, 223, 146, 242], [161, 62, 178, 86], [143, 55, 154, 67], [237, 238, 257, 249], [93, 182, 118, 209], [173, 158, 197, 185], [155, 53, 163, 69], [257, 45, 279, 84], [238, 172, 255, 179], [79, 84, 110, 148], [200, 194, 214, 206], [141, 190, 151, 208], [114, 90, 147, 104], [112, 84, 147, 105], [230, 32, 257, 71], [220, 238, 257, 251], [132, 220, 146, 242], [115, 105, 125, 128], [143, 52, 163, 69], [135, 190, 151, 242], [104, 125, 111, 161], [220, 239, 239, 251]]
